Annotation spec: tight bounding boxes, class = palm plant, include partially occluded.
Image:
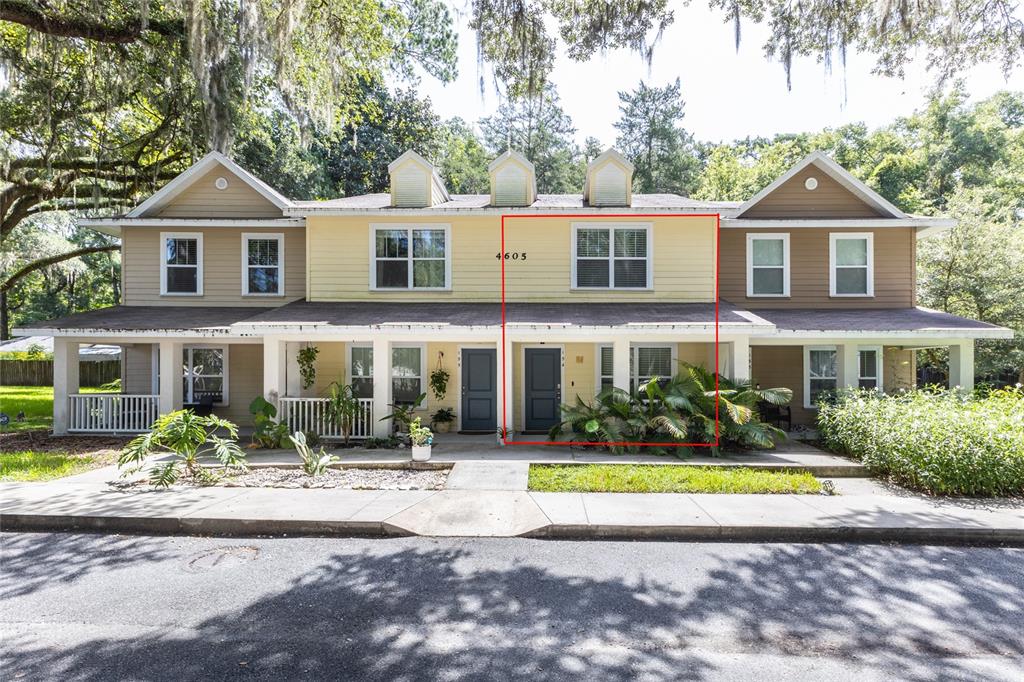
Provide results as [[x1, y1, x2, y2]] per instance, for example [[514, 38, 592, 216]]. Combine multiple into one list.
[[119, 410, 247, 487], [325, 382, 362, 445]]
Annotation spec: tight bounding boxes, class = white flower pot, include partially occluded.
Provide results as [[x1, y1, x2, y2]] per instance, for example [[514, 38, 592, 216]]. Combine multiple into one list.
[[411, 444, 432, 462]]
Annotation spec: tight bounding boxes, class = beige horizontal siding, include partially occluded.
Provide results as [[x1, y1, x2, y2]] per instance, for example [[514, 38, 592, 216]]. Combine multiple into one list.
[[123, 344, 154, 394], [719, 227, 915, 308], [156, 167, 283, 218], [307, 215, 716, 302], [742, 166, 885, 219], [122, 226, 305, 306]]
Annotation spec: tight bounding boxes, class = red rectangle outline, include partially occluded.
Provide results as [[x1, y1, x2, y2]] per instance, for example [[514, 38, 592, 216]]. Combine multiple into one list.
[[499, 213, 721, 447]]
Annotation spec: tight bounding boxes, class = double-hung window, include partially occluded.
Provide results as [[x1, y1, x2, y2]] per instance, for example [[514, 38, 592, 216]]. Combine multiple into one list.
[[371, 225, 449, 290], [573, 224, 651, 289], [161, 233, 202, 295], [805, 346, 884, 407], [830, 233, 873, 296], [349, 345, 426, 405], [182, 346, 227, 404], [242, 233, 284, 295], [599, 345, 675, 392], [747, 233, 790, 297]]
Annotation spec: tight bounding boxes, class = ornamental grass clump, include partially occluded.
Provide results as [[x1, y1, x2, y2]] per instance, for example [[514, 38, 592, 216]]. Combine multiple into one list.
[[817, 387, 1024, 497]]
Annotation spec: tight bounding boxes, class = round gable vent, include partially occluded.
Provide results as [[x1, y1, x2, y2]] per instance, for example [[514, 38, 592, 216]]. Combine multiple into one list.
[[215, 176, 229, 190], [804, 177, 818, 191]]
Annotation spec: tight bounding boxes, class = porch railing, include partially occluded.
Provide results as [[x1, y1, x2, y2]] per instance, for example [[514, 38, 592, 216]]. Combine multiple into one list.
[[278, 397, 374, 440], [68, 394, 159, 433]]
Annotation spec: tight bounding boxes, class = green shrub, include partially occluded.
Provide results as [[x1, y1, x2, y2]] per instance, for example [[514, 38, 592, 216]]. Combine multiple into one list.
[[817, 387, 1024, 496], [290, 431, 339, 476]]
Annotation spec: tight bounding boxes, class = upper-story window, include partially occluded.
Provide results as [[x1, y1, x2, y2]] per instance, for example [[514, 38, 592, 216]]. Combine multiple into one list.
[[746, 233, 790, 297], [830, 233, 874, 297], [160, 232, 203, 296], [371, 225, 450, 290], [573, 223, 652, 289], [242, 233, 284, 296]]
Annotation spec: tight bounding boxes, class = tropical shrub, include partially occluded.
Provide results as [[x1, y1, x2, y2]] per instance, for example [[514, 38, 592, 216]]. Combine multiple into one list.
[[381, 392, 427, 434], [249, 396, 289, 448], [290, 431, 339, 476], [119, 410, 247, 487], [818, 387, 1024, 496], [549, 364, 791, 456], [325, 382, 362, 445]]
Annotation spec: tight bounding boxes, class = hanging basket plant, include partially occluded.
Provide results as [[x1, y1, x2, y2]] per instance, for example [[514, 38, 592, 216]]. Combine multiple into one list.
[[297, 345, 320, 390], [429, 351, 449, 400]]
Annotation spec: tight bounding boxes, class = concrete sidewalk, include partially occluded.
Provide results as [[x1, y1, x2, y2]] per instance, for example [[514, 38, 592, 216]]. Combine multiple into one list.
[[3, 461, 1023, 543]]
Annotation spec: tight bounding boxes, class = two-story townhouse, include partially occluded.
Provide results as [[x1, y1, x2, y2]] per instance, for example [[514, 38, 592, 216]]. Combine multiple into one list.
[[19, 148, 1012, 438]]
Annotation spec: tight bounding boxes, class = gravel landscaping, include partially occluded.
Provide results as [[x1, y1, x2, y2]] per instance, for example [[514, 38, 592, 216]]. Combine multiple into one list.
[[222, 466, 449, 490]]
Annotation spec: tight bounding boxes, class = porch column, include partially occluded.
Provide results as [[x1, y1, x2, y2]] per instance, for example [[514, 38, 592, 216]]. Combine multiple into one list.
[[613, 338, 630, 392], [263, 336, 286, 405], [497, 335, 514, 434], [158, 340, 183, 415], [52, 338, 79, 435], [836, 342, 860, 389], [372, 338, 392, 437], [949, 341, 975, 391], [727, 338, 751, 382]]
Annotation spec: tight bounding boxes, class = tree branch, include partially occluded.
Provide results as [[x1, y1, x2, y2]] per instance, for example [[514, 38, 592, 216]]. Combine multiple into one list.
[[0, 0, 184, 43], [1, 244, 120, 293]]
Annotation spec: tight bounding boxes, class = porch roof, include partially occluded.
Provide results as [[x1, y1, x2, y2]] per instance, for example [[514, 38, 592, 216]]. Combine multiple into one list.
[[14, 305, 265, 336], [238, 299, 752, 329], [748, 307, 1013, 338]]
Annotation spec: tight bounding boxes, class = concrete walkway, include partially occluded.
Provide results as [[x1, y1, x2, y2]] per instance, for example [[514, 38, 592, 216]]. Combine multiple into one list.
[[3, 461, 1023, 542]]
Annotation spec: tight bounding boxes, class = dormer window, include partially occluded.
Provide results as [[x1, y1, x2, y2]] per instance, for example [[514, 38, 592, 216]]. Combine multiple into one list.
[[388, 150, 450, 208], [489, 150, 536, 206], [371, 225, 450, 290], [584, 149, 634, 207]]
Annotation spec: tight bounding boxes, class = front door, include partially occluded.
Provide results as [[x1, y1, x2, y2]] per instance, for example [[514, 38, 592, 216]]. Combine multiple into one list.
[[524, 347, 561, 432], [461, 348, 497, 432]]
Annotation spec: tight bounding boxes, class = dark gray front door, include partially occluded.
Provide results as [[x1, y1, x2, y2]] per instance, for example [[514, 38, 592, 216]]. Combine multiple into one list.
[[461, 348, 496, 432], [525, 348, 561, 432]]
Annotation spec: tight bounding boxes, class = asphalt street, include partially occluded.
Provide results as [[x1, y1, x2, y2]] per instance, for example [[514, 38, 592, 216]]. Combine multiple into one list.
[[2, 533, 1023, 681]]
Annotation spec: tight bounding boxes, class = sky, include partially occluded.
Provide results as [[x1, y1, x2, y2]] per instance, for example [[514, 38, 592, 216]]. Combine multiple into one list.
[[416, 4, 1021, 146]]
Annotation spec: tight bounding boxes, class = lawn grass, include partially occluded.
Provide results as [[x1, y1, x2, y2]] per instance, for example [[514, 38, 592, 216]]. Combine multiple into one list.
[[0, 450, 98, 482], [0, 385, 113, 432], [528, 464, 822, 494]]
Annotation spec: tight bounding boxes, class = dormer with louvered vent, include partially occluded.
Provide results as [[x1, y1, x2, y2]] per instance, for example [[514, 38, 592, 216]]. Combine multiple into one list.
[[488, 150, 537, 206], [388, 150, 451, 208], [583, 149, 634, 207]]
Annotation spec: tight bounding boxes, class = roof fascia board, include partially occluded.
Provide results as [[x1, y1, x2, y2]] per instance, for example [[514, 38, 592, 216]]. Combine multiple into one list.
[[80, 218, 305, 228], [126, 151, 291, 218], [284, 206, 725, 217], [722, 218, 953, 228], [735, 151, 907, 219]]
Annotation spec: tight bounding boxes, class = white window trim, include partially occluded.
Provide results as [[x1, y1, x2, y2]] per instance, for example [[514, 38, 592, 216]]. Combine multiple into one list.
[[803, 345, 837, 409], [182, 344, 229, 406], [241, 233, 285, 296], [746, 233, 790, 297], [349, 343, 428, 408], [571, 223, 654, 291], [368, 224, 452, 291], [159, 232, 203, 296], [597, 343, 677, 390], [858, 345, 884, 391], [829, 232, 874, 297]]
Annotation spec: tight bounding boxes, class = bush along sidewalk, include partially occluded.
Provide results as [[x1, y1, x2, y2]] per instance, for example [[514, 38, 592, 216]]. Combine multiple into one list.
[[817, 387, 1024, 497]]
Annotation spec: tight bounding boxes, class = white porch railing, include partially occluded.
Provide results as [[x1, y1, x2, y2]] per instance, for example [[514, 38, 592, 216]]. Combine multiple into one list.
[[68, 394, 159, 433], [279, 397, 374, 440]]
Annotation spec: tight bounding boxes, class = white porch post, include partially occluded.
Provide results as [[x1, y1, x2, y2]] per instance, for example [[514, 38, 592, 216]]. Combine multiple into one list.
[[836, 342, 860, 390], [727, 338, 751, 382], [372, 338, 392, 437], [497, 335, 514, 434], [52, 338, 79, 435], [158, 340, 183, 415], [949, 341, 975, 391], [263, 336, 286, 405], [285, 342, 303, 397], [613, 338, 630, 391]]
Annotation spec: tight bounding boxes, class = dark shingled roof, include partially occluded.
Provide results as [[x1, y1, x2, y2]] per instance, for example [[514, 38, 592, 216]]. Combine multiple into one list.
[[241, 300, 746, 327], [20, 306, 267, 331], [749, 307, 1003, 332]]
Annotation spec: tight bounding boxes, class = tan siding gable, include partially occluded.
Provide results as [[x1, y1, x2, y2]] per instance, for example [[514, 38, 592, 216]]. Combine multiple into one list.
[[155, 167, 283, 218], [742, 166, 887, 219]]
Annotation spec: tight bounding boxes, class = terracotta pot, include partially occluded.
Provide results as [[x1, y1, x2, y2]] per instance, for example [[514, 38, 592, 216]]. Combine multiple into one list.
[[434, 421, 452, 433]]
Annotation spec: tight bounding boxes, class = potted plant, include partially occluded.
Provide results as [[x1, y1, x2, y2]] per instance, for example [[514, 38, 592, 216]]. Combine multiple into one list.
[[431, 407, 456, 433], [496, 426, 513, 445], [381, 392, 426, 435], [409, 417, 433, 462]]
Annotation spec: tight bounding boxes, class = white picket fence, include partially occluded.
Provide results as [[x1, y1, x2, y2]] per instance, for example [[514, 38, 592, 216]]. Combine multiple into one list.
[[68, 394, 159, 433], [278, 397, 374, 440]]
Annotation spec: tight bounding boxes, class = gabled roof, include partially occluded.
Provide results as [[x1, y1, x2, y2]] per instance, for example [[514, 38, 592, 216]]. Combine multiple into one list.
[[588, 148, 635, 172], [736, 151, 906, 219], [126, 151, 291, 218], [487, 149, 535, 173], [387, 149, 451, 204]]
